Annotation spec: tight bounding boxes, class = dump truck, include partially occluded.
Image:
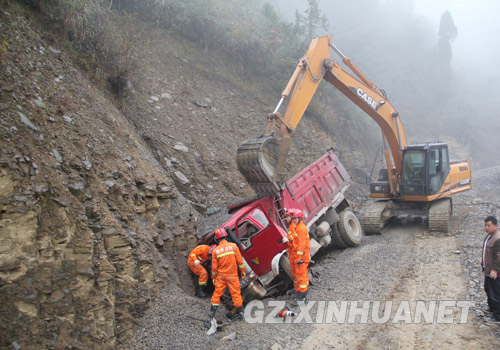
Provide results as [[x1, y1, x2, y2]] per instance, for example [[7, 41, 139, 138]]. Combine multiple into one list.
[[197, 149, 362, 301]]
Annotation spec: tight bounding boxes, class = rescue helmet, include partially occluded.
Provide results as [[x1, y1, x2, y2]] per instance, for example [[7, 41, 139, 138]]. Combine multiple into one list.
[[291, 208, 304, 219], [283, 207, 291, 217], [214, 227, 228, 239]]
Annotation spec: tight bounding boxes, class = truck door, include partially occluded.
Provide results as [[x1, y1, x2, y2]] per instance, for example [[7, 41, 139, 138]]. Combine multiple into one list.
[[236, 207, 287, 276]]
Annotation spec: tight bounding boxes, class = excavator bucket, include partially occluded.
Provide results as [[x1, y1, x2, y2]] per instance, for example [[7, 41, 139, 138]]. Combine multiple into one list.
[[236, 135, 291, 196]]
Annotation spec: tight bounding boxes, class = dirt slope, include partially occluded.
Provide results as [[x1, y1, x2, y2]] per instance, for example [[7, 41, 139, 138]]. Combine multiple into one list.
[[0, 3, 367, 349]]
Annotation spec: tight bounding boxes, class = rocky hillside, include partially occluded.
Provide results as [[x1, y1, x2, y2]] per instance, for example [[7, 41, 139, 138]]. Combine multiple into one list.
[[0, 2, 473, 350], [0, 4, 370, 349], [0, 5, 203, 349]]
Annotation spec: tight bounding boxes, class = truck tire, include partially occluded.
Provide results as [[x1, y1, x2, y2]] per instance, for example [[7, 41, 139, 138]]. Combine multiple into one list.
[[338, 210, 363, 247], [279, 255, 293, 281], [330, 223, 348, 249]]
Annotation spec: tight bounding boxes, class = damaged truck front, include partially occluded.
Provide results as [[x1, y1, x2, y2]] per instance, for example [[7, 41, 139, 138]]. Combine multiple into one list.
[[197, 149, 363, 302]]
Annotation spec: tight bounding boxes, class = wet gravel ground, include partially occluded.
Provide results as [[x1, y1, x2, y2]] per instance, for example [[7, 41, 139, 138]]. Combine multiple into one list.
[[453, 167, 500, 337], [119, 224, 419, 350], [119, 167, 500, 349]]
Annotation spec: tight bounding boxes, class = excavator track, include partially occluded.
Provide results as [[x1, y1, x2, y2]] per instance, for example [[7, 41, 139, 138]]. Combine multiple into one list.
[[362, 200, 388, 235], [428, 198, 452, 234]]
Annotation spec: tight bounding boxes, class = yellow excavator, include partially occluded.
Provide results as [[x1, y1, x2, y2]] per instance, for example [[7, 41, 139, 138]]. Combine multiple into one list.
[[236, 35, 471, 233]]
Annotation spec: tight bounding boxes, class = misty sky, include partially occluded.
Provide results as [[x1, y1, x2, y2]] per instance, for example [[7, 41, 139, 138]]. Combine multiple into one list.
[[273, 0, 499, 80], [412, 0, 500, 69]]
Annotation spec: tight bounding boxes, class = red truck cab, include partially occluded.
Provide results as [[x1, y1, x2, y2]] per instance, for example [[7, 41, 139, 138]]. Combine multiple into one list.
[[198, 149, 362, 301]]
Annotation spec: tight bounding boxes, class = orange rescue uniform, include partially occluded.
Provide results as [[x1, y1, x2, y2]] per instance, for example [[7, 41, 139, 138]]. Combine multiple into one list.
[[287, 221, 297, 246], [290, 220, 310, 292], [187, 245, 211, 286], [286, 221, 298, 283], [211, 239, 246, 308]]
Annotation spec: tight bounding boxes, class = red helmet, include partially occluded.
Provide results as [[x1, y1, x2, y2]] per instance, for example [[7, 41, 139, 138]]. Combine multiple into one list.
[[214, 227, 227, 239], [283, 208, 291, 216], [291, 208, 304, 219]]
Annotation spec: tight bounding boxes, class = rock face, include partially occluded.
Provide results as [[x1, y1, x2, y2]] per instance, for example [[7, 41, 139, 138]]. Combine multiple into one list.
[[0, 7, 202, 349]]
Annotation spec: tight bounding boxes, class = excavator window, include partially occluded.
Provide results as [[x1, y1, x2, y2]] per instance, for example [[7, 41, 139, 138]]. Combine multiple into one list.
[[402, 146, 450, 196], [441, 147, 450, 174], [428, 146, 450, 195], [401, 150, 426, 195], [428, 149, 441, 194]]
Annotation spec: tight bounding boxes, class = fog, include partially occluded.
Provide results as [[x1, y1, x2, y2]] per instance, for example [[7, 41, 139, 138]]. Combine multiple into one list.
[[412, 0, 500, 85], [269, 0, 500, 168], [413, 0, 500, 65], [271, 0, 500, 79]]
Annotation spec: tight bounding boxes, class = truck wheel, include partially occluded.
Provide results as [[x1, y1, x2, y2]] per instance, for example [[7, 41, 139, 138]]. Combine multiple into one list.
[[279, 255, 293, 280], [338, 210, 363, 247], [330, 223, 348, 249]]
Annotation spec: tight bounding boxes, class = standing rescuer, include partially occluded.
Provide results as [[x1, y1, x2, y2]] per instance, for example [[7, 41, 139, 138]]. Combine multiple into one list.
[[187, 244, 215, 298], [280, 208, 296, 293], [209, 227, 246, 321], [289, 208, 310, 306], [283, 208, 296, 241]]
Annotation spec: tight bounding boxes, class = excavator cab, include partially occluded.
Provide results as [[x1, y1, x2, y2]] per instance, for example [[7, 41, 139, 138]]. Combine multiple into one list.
[[400, 143, 450, 196], [370, 143, 451, 198]]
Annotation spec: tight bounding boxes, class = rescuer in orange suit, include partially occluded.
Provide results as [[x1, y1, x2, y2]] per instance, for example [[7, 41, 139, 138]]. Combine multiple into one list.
[[283, 208, 296, 242], [281, 208, 298, 295], [208, 227, 246, 320], [289, 208, 310, 306], [188, 244, 215, 298]]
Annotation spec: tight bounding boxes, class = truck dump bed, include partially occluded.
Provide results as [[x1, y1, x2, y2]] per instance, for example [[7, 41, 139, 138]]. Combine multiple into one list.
[[281, 149, 351, 226]]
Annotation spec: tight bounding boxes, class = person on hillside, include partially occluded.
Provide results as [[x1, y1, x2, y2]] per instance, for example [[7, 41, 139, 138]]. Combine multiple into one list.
[[187, 244, 215, 298], [481, 215, 500, 323], [288, 208, 310, 307], [208, 227, 246, 321]]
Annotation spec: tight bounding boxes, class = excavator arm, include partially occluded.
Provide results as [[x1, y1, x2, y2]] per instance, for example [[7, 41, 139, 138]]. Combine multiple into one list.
[[237, 35, 406, 196]]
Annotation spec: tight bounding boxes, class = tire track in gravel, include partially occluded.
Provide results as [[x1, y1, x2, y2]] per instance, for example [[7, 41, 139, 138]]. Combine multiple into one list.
[[300, 223, 422, 350], [302, 227, 498, 350]]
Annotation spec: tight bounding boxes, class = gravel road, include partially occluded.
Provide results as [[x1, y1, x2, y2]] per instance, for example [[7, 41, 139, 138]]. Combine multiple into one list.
[[119, 167, 500, 350]]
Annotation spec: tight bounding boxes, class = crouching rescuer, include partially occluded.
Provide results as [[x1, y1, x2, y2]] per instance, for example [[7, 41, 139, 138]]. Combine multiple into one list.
[[188, 244, 215, 298], [209, 227, 246, 321]]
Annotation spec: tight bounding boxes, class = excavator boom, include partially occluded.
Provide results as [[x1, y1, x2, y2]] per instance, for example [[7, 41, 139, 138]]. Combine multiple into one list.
[[236, 35, 471, 234], [237, 35, 407, 196]]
